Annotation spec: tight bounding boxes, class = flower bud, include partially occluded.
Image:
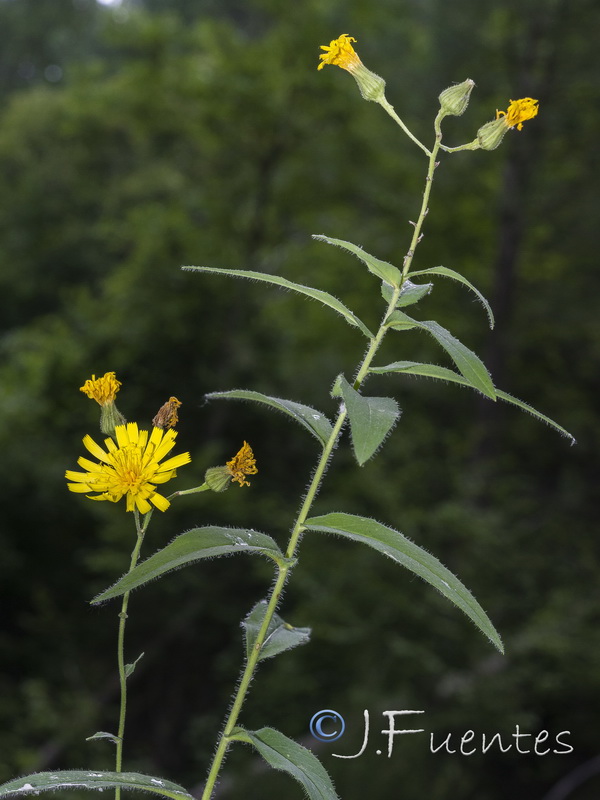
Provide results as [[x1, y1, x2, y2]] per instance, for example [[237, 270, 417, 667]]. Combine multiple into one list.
[[438, 79, 475, 116], [476, 118, 509, 151], [204, 466, 232, 493]]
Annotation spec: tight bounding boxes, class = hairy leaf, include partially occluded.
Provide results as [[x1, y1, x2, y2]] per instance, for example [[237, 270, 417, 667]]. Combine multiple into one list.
[[370, 361, 575, 442], [411, 266, 495, 328], [332, 375, 400, 465], [243, 600, 311, 661], [183, 265, 373, 337], [381, 279, 433, 307], [305, 512, 503, 652], [313, 234, 402, 287], [92, 528, 284, 604], [385, 311, 496, 399], [0, 771, 193, 799], [206, 389, 333, 444], [231, 727, 339, 800]]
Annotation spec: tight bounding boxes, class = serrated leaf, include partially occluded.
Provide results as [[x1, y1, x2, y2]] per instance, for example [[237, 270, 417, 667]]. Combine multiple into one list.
[[313, 234, 402, 287], [243, 600, 311, 661], [411, 266, 495, 328], [91, 528, 284, 604], [304, 512, 503, 652], [125, 652, 144, 679], [0, 771, 193, 799], [369, 361, 575, 443], [182, 265, 373, 338], [85, 731, 120, 744], [385, 311, 496, 400], [206, 390, 333, 445], [231, 727, 339, 800], [332, 375, 400, 465]]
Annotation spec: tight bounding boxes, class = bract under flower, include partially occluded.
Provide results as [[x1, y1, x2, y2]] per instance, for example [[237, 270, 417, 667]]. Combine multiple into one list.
[[66, 422, 191, 513], [496, 97, 539, 131], [226, 441, 258, 487], [80, 372, 122, 405]]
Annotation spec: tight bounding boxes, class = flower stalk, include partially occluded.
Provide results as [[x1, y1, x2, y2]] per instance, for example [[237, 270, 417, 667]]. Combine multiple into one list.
[[114, 509, 152, 800]]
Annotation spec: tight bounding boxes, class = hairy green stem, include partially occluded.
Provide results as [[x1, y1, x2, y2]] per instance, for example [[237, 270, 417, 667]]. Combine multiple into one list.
[[114, 509, 152, 800], [201, 294, 403, 800], [378, 96, 432, 157], [201, 125, 443, 800]]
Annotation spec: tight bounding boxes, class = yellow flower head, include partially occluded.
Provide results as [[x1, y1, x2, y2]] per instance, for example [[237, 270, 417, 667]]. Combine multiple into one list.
[[496, 97, 539, 131], [66, 422, 191, 513], [318, 34, 361, 72], [80, 372, 122, 406], [226, 441, 258, 487], [152, 396, 182, 430]]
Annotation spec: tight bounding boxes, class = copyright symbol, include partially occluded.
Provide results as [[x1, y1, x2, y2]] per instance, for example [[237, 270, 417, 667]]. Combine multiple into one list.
[[309, 709, 346, 742]]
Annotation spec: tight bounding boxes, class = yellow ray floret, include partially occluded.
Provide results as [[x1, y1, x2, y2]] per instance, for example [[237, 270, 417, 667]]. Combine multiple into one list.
[[496, 97, 539, 131], [226, 441, 258, 487], [318, 34, 361, 72], [66, 422, 191, 513], [80, 371, 122, 405]]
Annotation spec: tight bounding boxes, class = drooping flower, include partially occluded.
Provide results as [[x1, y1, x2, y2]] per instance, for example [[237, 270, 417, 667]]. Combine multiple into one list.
[[152, 396, 182, 429], [80, 372, 122, 405], [66, 422, 191, 513], [80, 371, 126, 436], [477, 97, 539, 151], [225, 441, 258, 487], [495, 97, 539, 131], [318, 34, 361, 72], [317, 34, 386, 103]]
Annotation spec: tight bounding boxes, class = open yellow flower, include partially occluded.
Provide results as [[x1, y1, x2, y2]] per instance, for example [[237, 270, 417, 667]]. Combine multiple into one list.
[[496, 97, 539, 131], [318, 34, 361, 72], [66, 422, 191, 513], [80, 372, 122, 405], [226, 441, 258, 487]]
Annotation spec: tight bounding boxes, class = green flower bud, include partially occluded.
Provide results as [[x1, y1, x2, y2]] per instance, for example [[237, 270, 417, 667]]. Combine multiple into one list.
[[476, 117, 510, 151], [204, 466, 232, 493], [438, 79, 475, 116]]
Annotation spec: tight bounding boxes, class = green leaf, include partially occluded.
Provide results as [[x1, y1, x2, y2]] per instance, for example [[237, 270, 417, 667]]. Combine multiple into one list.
[[0, 771, 193, 799], [332, 375, 400, 465], [304, 512, 503, 652], [231, 727, 339, 800], [369, 361, 575, 443], [206, 389, 333, 445], [182, 265, 373, 338], [313, 234, 402, 287], [385, 311, 496, 400], [381, 280, 433, 307], [85, 732, 120, 745], [125, 651, 144, 679], [411, 266, 495, 328], [91, 528, 285, 604], [243, 600, 311, 661]]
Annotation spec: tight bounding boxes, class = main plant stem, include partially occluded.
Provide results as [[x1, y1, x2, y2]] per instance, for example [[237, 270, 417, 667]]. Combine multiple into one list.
[[201, 127, 442, 800], [114, 509, 152, 800]]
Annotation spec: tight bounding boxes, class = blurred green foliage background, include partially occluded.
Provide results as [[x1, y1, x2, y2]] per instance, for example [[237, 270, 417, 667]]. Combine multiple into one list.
[[0, 0, 598, 798]]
